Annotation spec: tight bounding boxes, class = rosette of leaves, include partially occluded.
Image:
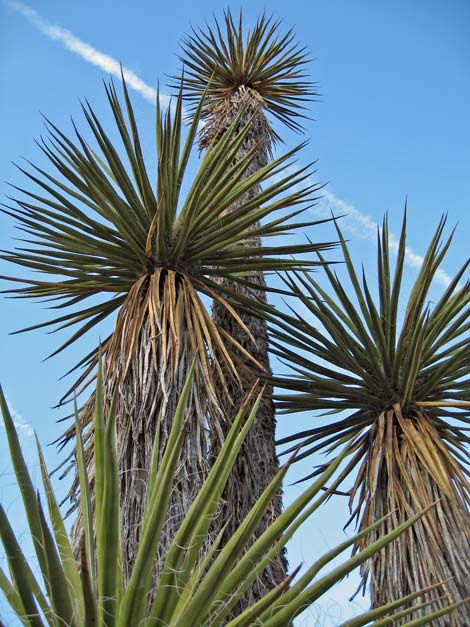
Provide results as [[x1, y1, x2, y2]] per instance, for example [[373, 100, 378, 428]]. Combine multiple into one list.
[[176, 9, 314, 147], [0, 77, 330, 588], [271, 214, 470, 625], [0, 368, 464, 627]]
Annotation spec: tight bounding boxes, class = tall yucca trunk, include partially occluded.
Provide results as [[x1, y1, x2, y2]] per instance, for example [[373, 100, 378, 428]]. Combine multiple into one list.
[[114, 326, 210, 587], [72, 271, 213, 592], [355, 407, 470, 626], [206, 89, 288, 613]]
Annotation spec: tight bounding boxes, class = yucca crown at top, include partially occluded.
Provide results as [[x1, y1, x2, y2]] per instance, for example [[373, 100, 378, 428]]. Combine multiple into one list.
[[174, 10, 316, 146]]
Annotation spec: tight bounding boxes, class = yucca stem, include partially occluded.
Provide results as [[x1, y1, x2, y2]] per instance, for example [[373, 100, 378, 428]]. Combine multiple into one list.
[[207, 89, 288, 616], [72, 274, 212, 600]]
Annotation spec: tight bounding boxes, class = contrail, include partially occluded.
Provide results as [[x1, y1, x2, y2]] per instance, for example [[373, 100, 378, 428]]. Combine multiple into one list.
[[2, 0, 170, 108], [317, 190, 454, 287], [3, 1, 456, 288], [1, 395, 34, 438]]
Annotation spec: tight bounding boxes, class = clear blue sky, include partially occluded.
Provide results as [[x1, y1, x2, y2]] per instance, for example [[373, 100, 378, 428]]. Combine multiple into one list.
[[1, 1, 469, 625]]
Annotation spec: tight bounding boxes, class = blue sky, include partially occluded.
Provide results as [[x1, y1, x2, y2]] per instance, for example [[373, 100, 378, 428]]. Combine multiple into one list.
[[0, 1, 469, 625]]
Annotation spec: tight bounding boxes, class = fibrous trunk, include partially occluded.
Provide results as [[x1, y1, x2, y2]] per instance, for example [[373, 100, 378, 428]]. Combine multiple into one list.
[[72, 270, 213, 593], [114, 321, 209, 585], [355, 406, 470, 625], [207, 88, 288, 614]]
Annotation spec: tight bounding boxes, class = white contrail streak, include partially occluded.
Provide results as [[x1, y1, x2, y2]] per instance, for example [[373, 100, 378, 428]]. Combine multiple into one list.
[[1, 395, 34, 438], [2, 0, 170, 108], [3, 1, 455, 288], [317, 190, 453, 287]]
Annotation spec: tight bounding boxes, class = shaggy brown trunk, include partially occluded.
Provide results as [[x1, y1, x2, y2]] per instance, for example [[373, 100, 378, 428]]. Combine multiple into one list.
[[115, 319, 210, 585], [356, 407, 470, 625], [206, 88, 288, 614], [72, 272, 212, 593]]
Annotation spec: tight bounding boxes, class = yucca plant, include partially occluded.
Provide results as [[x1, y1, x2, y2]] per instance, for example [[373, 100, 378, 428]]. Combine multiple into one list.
[[270, 213, 470, 625], [0, 367, 465, 627], [176, 10, 317, 608], [0, 76, 330, 592]]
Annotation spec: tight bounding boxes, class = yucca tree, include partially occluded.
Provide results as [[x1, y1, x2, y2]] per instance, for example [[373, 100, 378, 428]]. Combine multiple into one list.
[[270, 214, 470, 625], [1, 368, 465, 626], [0, 77, 329, 592], [176, 10, 316, 608]]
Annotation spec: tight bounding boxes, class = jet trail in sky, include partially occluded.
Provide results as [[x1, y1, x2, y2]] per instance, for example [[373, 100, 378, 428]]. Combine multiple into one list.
[[3, 0, 169, 107]]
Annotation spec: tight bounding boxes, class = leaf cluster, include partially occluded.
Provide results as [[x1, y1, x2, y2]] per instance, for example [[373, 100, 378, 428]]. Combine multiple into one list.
[[175, 10, 315, 133], [273, 214, 470, 465], [0, 370, 463, 627], [0, 77, 330, 398]]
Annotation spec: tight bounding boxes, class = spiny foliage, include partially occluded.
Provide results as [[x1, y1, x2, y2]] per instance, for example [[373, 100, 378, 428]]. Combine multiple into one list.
[[271, 213, 470, 622], [0, 370, 465, 627], [175, 9, 315, 144], [275, 214, 470, 416], [0, 76, 329, 410]]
